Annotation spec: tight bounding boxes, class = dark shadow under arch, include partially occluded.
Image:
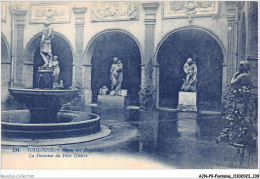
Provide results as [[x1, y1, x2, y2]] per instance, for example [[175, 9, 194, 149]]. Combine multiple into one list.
[[157, 29, 223, 110], [88, 31, 142, 105]]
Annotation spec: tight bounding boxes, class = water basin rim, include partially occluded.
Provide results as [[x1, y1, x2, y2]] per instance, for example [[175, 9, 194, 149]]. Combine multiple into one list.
[[2, 110, 100, 126], [9, 88, 79, 92]]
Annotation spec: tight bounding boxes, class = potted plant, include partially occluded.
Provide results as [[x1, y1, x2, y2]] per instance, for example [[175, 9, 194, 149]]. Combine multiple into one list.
[[139, 59, 156, 110]]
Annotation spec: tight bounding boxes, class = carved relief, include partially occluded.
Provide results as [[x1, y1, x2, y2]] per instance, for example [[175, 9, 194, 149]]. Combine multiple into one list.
[[91, 2, 139, 22], [164, 1, 218, 18], [30, 3, 70, 24], [11, 2, 24, 11]]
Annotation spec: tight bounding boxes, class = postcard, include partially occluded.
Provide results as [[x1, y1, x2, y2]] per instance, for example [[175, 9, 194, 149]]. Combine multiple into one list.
[[1, 1, 258, 178]]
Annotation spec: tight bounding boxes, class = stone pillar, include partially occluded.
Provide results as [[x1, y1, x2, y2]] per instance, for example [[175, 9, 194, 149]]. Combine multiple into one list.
[[226, 2, 237, 83], [142, 2, 159, 109], [72, 7, 87, 85], [82, 45, 93, 105], [12, 9, 27, 87], [142, 3, 159, 63], [247, 2, 258, 87]]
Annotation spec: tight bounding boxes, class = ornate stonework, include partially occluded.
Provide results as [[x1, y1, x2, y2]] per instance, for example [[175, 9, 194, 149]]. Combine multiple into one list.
[[30, 3, 70, 24], [163, 1, 218, 18], [91, 2, 139, 22]]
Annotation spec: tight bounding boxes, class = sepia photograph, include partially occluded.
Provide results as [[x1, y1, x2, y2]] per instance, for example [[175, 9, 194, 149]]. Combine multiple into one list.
[[1, 1, 258, 178]]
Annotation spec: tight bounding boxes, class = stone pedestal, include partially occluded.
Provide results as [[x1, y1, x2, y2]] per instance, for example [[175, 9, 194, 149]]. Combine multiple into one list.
[[177, 91, 197, 112], [36, 69, 53, 89], [98, 95, 129, 108]]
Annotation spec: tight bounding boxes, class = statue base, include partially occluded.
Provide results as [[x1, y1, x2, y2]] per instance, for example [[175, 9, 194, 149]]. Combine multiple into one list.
[[98, 95, 130, 108], [177, 91, 197, 112], [36, 69, 53, 89]]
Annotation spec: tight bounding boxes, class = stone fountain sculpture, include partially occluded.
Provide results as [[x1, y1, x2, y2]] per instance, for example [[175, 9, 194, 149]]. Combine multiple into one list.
[[5, 24, 101, 141], [8, 24, 84, 123], [177, 58, 198, 112]]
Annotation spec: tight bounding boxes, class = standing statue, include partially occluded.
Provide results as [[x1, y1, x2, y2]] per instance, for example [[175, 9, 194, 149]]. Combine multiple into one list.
[[181, 58, 197, 92], [230, 61, 252, 88], [40, 23, 54, 68], [51, 56, 60, 87], [110, 57, 123, 95]]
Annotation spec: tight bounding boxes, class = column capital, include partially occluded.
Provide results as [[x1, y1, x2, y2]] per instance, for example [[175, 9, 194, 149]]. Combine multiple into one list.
[[142, 2, 159, 12], [12, 9, 27, 26], [12, 9, 27, 16], [72, 7, 87, 15], [142, 2, 159, 24], [73, 7, 87, 28], [226, 9, 236, 21]]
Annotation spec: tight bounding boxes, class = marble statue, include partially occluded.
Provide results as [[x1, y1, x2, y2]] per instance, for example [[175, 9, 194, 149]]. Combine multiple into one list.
[[51, 56, 60, 87], [110, 57, 123, 95], [230, 61, 252, 88], [40, 23, 54, 68], [181, 58, 197, 92]]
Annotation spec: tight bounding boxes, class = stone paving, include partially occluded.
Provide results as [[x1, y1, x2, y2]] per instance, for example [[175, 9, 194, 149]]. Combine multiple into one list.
[[1, 103, 257, 169]]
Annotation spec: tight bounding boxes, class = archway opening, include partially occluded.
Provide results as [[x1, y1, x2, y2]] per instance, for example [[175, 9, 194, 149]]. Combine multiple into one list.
[[157, 29, 223, 111], [26, 33, 73, 89], [88, 31, 141, 105]]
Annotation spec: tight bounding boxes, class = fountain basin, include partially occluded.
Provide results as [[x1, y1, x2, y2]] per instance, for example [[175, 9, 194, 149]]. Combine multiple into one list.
[[2, 110, 100, 139], [8, 88, 79, 123]]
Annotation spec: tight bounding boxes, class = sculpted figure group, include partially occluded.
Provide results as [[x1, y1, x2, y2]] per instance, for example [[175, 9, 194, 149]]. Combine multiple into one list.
[[39, 23, 61, 87], [110, 57, 123, 95], [181, 58, 197, 92]]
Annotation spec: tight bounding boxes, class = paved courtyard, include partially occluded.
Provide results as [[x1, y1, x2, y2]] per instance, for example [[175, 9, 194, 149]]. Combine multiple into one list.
[[2, 102, 257, 169]]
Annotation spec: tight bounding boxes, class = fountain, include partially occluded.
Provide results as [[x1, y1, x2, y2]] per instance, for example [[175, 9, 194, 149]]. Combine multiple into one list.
[[2, 23, 104, 142]]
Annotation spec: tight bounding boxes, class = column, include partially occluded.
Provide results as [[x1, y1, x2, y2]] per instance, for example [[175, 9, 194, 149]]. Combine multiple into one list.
[[72, 7, 87, 85], [82, 45, 93, 105], [142, 2, 159, 109], [12, 9, 27, 87], [226, 2, 237, 83]]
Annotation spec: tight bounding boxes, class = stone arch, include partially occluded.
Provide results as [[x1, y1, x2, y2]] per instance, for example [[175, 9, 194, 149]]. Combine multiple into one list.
[[83, 29, 143, 105], [24, 31, 75, 63], [24, 31, 75, 89], [155, 26, 226, 111], [84, 29, 144, 64], [155, 26, 227, 64]]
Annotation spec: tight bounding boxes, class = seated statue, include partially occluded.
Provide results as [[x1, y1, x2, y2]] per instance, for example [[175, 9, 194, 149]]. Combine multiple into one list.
[[181, 58, 197, 92], [230, 61, 252, 88]]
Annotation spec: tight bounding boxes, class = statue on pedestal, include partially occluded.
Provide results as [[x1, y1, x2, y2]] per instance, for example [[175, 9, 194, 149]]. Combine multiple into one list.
[[50, 56, 60, 88], [181, 58, 197, 92], [110, 57, 123, 95], [40, 23, 54, 68], [230, 61, 252, 88]]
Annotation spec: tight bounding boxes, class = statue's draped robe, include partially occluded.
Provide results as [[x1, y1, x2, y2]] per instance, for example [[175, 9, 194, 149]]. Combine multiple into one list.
[[40, 29, 53, 54], [110, 63, 123, 93]]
